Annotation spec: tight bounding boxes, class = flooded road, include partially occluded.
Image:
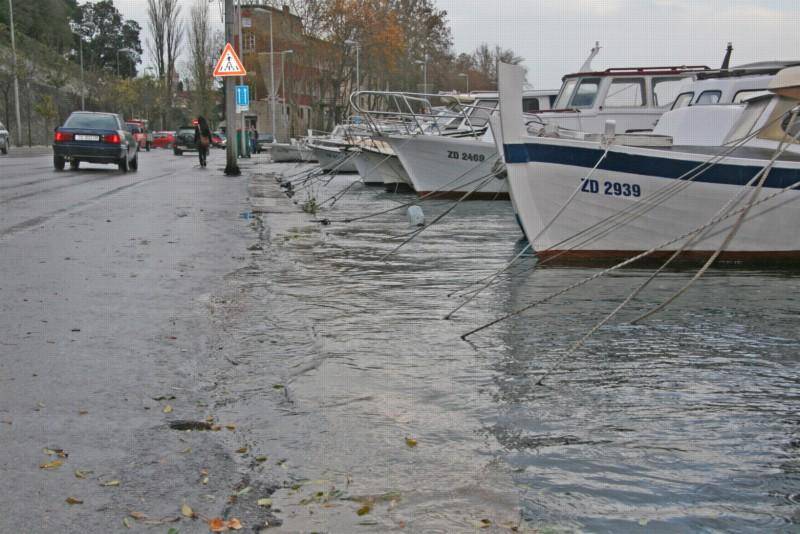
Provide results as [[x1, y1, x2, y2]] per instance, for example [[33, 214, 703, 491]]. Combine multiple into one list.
[[215, 164, 800, 532], [2, 151, 799, 532]]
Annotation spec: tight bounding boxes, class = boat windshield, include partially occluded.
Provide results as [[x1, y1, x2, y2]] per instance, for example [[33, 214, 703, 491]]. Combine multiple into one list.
[[554, 77, 602, 109], [725, 95, 773, 144], [465, 99, 498, 128], [553, 78, 578, 109]]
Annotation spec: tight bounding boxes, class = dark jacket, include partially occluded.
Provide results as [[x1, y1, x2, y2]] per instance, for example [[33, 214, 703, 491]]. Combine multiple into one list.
[[194, 119, 211, 143]]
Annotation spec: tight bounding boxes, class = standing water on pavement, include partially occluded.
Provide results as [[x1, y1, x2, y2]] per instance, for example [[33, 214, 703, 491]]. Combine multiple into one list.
[[204, 164, 800, 532]]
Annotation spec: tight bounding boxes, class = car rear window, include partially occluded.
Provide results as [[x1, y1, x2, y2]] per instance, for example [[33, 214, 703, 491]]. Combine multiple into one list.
[[65, 114, 119, 130], [178, 128, 195, 135]]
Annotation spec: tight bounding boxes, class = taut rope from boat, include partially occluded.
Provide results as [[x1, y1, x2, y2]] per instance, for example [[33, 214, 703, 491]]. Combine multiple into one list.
[[378, 173, 500, 262], [444, 147, 612, 318], [461, 172, 800, 342], [533, 121, 800, 385]]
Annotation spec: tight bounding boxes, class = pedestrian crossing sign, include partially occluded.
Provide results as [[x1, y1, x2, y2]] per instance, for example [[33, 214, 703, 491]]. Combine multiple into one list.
[[213, 43, 247, 77]]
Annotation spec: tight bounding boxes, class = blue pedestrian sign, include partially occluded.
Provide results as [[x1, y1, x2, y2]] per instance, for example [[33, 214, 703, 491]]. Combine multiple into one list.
[[235, 85, 249, 111]]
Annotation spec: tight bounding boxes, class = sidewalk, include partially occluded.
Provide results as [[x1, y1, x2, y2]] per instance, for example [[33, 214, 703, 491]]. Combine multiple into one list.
[[4, 145, 52, 158]]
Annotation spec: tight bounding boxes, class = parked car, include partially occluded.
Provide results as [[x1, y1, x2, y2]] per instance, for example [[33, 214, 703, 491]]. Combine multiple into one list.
[[0, 121, 8, 154], [173, 125, 199, 155], [211, 131, 226, 148], [52, 111, 138, 172], [126, 119, 152, 150], [152, 130, 175, 149], [254, 133, 275, 153]]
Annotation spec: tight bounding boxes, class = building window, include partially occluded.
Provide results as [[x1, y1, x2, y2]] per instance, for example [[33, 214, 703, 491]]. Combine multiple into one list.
[[244, 33, 256, 52]]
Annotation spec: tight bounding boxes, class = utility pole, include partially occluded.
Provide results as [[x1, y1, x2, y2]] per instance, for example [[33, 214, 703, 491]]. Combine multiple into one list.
[[224, 0, 240, 175], [79, 39, 85, 110], [8, 0, 23, 146], [269, 9, 276, 139]]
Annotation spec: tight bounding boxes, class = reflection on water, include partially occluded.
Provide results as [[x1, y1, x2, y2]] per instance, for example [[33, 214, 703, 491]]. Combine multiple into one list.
[[213, 167, 800, 532]]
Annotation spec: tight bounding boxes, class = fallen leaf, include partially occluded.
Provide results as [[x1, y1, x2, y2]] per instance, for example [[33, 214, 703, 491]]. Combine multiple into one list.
[[178, 447, 192, 454], [122, 517, 132, 528], [163, 404, 173, 414], [225, 424, 236, 431], [235, 447, 247, 454], [475, 518, 492, 528], [272, 384, 284, 390], [167, 528, 179, 534], [74, 469, 92, 479], [202, 476, 209, 485], [208, 517, 227, 532], [181, 503, 194, 518], [257, 498, 272, 507], [255, 456, 268, 463], [78, 410, 88, 416], [129, 511, 147, 520], [40, 460, 63, 470], [227, 518, 243, 530], [356, 503, 372, 516], [210, 424, 221, 431], [65, 497, 83, 505], [405, 437, 418, 448], [153, 395, 176, 401], [236, 486, 252, 496], [101, 480, 120, 487], [43, 448, 68, 458]]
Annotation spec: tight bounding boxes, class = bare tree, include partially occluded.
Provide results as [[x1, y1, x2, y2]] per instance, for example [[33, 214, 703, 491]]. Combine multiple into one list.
[[188, 0, 215, 120], [146, 0, 183, 127], [146, 0, 166, 80]]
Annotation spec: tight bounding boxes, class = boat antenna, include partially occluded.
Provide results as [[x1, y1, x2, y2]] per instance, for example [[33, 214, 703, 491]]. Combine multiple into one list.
[[579, 41, 601, 72], [721, 42, 733, 70]]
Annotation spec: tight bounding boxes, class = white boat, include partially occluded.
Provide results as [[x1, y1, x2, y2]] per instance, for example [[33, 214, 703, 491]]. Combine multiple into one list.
[[270, 141, 316, 162], [497, 62, 800, 264], [384, 90, 557, 199], [349, 142, 413, 191], [308, 141, 358, 172]]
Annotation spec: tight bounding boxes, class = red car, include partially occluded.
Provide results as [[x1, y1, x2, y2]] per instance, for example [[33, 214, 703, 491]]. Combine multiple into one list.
[[125, 119, 152, 151], [151, 131, 175, 149]]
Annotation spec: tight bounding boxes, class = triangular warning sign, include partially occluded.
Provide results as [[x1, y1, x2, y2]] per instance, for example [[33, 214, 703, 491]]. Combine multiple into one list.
[[213, 43, 247, 77]]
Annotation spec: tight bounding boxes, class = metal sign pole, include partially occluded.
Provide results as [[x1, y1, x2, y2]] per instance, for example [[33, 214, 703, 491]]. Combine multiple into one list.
[[223, 0, 240, 175]]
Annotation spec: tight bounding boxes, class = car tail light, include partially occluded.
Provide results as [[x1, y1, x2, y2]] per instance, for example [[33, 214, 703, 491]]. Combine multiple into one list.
[[103, 133, 121, 144], [54, 131, 73, 142]]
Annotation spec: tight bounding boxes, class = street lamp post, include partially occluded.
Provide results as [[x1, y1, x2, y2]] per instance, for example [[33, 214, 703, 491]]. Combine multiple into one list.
[[8, 0, 23, 146], [344, 39, 360, 92], [264, 50, 293, 139], [79, 38, 85, 111], [458, 72, 469, 94], [116, 48, 136, 77], [415, 54, 429, 93]]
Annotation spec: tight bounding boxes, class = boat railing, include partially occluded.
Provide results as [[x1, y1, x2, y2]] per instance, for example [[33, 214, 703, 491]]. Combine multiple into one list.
[[349, 90, 494, 138]]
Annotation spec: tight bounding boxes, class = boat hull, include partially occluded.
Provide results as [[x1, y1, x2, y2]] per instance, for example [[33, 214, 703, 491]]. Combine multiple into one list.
[[506, 138, 800, 264], [354, 149, 413, 188], [311, 145, 358, 172], [271, 143, 315, 162], [386, 134, 509, 199]]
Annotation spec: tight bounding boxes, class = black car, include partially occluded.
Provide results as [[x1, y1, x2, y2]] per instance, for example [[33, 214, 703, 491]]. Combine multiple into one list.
[[254, 133, 275, 153], [173, 126, 198, 155], [53, 112, 138, 171]]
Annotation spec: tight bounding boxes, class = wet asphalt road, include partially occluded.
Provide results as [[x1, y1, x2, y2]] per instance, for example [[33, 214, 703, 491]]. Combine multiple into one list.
[[0, 150, 282, 532]]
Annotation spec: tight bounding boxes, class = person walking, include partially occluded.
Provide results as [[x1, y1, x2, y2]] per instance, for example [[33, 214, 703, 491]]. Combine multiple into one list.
[[250, 124, 258, 154], [194, 116, 212, 167]]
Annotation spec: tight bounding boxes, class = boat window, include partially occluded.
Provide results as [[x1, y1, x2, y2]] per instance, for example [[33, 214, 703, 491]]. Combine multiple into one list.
[[553, 78, 578, 109], [522, 97, 540, 112], [671, 92, 694, 109], [782, 111, 800, 138], [733, 89, 772, 104], [604, 78, 645, 107], [466, 99, 497, 128], [725, 96, 772, 144], [653, 77, 690, 107], [696, 90, 722, 105], [548, 94, 557, 107], [569, 77, 601, 108]]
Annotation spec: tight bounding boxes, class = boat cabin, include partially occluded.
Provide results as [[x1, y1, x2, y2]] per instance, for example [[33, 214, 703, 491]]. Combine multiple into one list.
[[670, 61, 800, 109], [535, 66, 710, 133]]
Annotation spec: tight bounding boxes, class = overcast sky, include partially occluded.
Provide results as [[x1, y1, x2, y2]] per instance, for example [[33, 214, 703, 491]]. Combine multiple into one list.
[[108, 0, 800, 88]]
